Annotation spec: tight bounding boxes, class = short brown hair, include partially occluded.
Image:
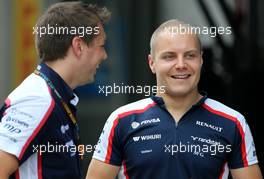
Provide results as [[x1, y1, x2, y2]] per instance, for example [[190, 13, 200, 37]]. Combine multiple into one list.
[[34, 1, 111, 62]]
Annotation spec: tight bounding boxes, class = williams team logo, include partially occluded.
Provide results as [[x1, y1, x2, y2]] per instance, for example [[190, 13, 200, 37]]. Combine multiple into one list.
[[133, 136, 140, 141], [133, 134, 161, 142]]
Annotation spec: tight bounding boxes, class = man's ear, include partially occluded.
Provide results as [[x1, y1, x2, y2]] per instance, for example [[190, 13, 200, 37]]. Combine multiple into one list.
[[148, 54, 156, 74], [71, 36, 83, 59]]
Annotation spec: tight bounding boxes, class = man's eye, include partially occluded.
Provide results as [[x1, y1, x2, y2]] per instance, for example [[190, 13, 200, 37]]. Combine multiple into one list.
[[163, 55, 174, 60], [185, 53, 197, 59]]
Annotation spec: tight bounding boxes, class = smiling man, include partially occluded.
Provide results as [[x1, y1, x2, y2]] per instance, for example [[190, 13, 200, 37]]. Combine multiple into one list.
[[86, 19, 262, 179], [0, 2, 110, 179]]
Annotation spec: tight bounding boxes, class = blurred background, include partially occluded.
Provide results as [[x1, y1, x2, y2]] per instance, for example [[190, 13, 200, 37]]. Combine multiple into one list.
[[0, 0, 263, 178]]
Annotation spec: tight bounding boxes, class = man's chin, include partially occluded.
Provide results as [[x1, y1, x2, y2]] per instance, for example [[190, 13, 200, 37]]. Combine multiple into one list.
[[79, 77, 94, 86], [166, 88, 192, 97], [87, 77, 94, 84]]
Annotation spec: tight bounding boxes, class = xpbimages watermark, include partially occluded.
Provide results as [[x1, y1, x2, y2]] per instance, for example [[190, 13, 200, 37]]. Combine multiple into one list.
[[33, 24, 100, 37], [161, 24, 232, 37], [98, 83, 166, 96], [164, 142, 232, 157], [33, 142, 97, 156]]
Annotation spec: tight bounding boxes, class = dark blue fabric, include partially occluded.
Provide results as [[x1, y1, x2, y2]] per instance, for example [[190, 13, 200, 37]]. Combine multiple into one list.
[[6, 63, 82, 179], [108, 95, 244, 179]]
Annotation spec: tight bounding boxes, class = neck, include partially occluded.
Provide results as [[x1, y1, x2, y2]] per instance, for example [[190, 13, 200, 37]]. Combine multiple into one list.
[[44, 61, 77, 90], [157, 89, 202, 115]]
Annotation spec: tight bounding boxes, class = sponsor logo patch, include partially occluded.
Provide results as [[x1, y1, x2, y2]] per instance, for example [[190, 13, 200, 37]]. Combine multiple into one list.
[[133, 134, 161, 142]]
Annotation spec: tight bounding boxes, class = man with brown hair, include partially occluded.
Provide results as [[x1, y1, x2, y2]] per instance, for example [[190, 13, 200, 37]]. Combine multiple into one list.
[[0, 1, 110, 179]]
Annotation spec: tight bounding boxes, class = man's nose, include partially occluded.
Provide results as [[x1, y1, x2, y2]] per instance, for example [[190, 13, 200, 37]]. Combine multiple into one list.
[[175, 57, 186, 68]]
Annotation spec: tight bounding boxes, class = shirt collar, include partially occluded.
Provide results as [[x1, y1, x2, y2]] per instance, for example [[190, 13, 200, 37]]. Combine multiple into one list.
[[150, 92, 208, 108], [37, 62, 79, 106]]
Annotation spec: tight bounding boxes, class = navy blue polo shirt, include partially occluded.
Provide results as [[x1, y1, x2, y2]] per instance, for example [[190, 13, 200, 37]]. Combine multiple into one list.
[[0, 63, 82, 179], [93, 95, 258, 179]]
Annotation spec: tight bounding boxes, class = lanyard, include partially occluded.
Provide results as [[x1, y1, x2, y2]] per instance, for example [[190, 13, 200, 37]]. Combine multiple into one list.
[[34, 69, 80, 140]]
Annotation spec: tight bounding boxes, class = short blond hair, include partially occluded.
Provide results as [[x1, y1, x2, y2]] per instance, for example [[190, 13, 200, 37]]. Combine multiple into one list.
[[150, 19, 202, 57]]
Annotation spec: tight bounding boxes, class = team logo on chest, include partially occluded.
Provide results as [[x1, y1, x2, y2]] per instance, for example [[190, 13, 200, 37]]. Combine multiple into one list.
[[131, 118, 161, 129], [133, 134, 162, 142], [196, 121, 223, 132]]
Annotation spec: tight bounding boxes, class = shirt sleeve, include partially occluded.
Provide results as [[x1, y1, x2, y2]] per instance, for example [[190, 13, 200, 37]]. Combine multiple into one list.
[[92, 110, 123, 166], [0, 95, 54, 162], [228, 114, 258, 169]]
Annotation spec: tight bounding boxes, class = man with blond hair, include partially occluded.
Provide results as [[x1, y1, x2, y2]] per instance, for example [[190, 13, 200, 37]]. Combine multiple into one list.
[[86, 19, 262, 179]]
